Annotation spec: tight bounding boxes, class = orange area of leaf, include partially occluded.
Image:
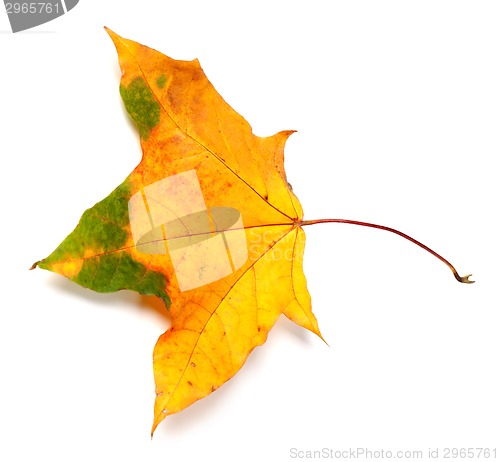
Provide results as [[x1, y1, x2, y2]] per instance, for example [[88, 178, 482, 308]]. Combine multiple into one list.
[[105, 28, 322, 434]]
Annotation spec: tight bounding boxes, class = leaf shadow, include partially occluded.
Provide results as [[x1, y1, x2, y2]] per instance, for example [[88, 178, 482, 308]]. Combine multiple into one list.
[[49, 275, 172, 327]]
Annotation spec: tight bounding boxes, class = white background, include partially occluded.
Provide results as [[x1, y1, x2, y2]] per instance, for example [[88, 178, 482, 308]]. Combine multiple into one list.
[[1, 1, 498, 461]]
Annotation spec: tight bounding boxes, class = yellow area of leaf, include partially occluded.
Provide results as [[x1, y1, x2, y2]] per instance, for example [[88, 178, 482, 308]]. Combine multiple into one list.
[[49, 259, 83, 280], [105, 28, 322, 434], [47, 248, 99, 280]]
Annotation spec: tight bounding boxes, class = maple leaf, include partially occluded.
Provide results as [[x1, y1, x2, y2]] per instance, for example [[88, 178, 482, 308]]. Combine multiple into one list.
[[33, 29, 472, 434], [34, 28, 321, 434]]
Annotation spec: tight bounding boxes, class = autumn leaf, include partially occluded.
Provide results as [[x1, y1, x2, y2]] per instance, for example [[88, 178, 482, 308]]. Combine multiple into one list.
[[33, 28, 472, 434], [34, 28, 322, 434]]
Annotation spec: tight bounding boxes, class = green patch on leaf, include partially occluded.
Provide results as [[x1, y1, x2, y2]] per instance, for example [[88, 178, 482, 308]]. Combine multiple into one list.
[[156, 74, 167, 89], [76, 252, 169, 303], [120, 77, 160, 140], [38, 178, 170, 306]]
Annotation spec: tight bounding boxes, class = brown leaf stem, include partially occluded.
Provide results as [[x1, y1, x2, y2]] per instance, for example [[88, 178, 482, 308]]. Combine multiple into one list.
[[299, 218, 474, 284]]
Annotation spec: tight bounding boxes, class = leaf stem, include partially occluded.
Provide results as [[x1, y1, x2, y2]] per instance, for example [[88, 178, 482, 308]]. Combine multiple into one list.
[[299, 218, 473, 284]]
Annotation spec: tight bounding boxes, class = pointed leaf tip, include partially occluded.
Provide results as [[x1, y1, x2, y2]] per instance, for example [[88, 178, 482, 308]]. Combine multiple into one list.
[[103, 26, 114, 37], [104, 27, 124, 48]]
